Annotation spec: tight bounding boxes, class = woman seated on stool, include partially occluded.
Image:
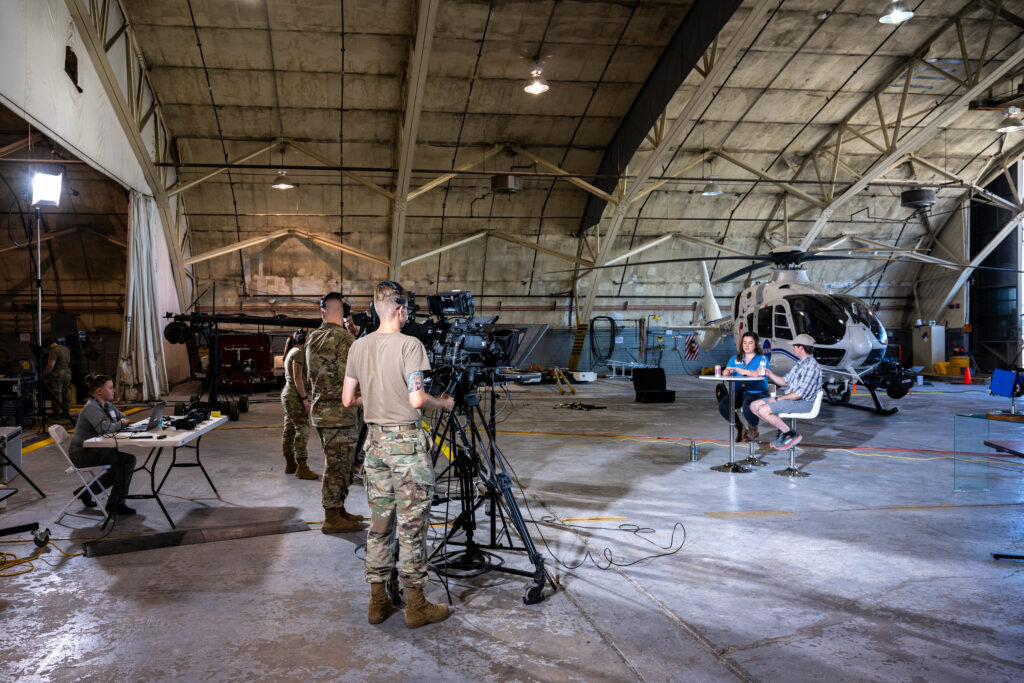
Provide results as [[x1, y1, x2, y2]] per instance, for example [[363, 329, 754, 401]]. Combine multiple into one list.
[[718, 332, 770, 442], [68, 374, 137, 516]]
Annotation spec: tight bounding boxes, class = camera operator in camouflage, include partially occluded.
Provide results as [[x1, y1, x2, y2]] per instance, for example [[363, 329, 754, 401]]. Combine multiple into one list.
[[280, 329, 319, 480], [43, 336, 73, 421], [343, 280, 455, 628], [306, 292, 367, 533]]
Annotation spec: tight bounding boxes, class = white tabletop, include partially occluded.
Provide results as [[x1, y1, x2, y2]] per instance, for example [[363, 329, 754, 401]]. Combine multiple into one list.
[[697, 374, 762, 382], [84, 416, 229, 450]]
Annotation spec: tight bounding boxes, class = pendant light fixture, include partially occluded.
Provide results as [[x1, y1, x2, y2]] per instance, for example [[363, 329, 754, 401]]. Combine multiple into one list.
[[524, 65, 549, 95], [879, 1, 914, 25], [701, 154, 722, 197], [997, 107, 1024, 133], [271, 145, 294, 190]]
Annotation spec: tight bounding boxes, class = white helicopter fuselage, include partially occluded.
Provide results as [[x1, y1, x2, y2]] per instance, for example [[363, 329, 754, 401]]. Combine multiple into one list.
[[730, 269, 889, 383]]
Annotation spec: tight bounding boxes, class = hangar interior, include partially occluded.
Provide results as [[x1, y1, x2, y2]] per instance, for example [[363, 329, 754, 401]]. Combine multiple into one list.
[[2, 0, 1023, 680]]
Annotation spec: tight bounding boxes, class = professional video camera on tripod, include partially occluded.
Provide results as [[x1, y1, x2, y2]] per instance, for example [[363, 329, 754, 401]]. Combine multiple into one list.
[[356, 289, 550, 604]]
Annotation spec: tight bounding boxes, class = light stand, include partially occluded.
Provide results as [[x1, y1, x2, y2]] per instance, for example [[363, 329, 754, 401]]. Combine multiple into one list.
[[31, 170, 62, 430]]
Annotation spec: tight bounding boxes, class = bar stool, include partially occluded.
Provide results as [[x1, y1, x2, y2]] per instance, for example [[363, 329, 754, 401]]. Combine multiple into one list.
[[774, 390, 824, 478]]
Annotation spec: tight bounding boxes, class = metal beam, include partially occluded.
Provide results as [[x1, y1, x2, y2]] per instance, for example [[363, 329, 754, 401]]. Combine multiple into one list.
[[929, 209, 1024, 320], [0, 133, 42, 159], [0, 228, 78, 254], [167, 140, 281, 197], [489, 232, 594, 266], [510, 145, 620, 206], [408, 145, 504, 201], [800, 44, 1024, 249], [673, 233, 758, 258], [401, 231, 487, 267], [604, 234, 676, 266], [287, 140, 394, 200], [66, 0, 189, 310], [184, 228, 389, 268], [389, 0, 439, 280], [715, 150, 827, 209]]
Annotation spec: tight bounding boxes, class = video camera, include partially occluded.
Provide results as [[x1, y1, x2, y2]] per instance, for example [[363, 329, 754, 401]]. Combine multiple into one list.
[[353, 289, 523, 370], [170, 405, 211, 431]]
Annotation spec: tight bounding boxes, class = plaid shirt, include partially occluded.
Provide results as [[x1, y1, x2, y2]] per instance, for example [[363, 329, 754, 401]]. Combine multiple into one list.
[[783, 355, 822, 401]]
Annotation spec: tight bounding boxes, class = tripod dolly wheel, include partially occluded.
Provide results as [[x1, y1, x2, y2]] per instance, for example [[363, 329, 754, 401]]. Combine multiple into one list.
[[523, 584, 545, 605], [34, 528, 50, 547]]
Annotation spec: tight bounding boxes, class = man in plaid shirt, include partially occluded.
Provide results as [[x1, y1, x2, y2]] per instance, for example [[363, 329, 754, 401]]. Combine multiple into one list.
[[750, 334, 822, 449]]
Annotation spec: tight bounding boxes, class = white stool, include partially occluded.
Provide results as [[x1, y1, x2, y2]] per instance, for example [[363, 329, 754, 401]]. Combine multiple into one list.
[[774, 390, 823, 478]]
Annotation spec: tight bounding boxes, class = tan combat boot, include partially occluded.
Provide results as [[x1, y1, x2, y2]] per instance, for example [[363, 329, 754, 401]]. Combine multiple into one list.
[[368, 582, 397, 624], [284, 455, 297, 475], [339, 506, 365, 521], [404, 587, 450, 628], [321, 508, 367, 534], [294, 460, 319, 480]]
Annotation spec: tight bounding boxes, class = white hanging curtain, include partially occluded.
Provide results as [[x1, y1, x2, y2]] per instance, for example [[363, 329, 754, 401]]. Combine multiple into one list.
[[119, 191, 169, 401]]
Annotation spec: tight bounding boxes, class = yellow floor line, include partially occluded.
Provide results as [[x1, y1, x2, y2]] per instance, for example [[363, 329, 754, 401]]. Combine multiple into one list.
[[705, 510, 793, 519], [561, 516, 627, 522]]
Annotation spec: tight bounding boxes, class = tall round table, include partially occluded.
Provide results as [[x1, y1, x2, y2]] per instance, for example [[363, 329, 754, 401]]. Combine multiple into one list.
[[698, 374, 765, 473]]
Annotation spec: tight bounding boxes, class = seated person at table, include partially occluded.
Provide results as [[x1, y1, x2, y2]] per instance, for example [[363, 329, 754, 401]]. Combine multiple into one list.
[[68, 374, 137, 516], [750, 334, 823, 450], [718, 332, 770, 442]]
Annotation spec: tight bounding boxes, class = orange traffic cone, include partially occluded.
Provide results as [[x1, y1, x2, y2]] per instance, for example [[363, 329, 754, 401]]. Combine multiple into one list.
[[963, 366, 972, 384], [852, 382, 857, 395]]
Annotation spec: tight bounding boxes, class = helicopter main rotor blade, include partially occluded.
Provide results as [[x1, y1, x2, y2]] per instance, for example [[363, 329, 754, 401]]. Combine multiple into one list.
[[712, 260, 775, 283], [547, 254, 756, 275]]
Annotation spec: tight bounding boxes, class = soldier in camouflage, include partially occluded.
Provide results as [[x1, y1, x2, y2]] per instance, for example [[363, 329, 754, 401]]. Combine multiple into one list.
[[280, 329, 319, 480], [43, 336, 73, 421], [306, 292, 367, 534], [343, 280, 454, 629]]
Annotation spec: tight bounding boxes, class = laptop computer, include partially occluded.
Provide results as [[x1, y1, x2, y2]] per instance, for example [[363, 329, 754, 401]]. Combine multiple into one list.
[[126, 402, 165, 432]]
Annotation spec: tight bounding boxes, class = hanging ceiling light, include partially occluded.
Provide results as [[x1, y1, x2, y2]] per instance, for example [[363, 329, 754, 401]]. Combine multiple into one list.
[[271, 144, 294, 190], [524, 66, 549, 95], [997, 107, 1024, 133], [272, 170, 295, 190], [701, 175, 723, 197], [878, 1, 914, 25]]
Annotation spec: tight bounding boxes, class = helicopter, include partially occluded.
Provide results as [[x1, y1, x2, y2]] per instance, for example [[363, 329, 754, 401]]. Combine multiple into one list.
[[582, 246, 922, 415]]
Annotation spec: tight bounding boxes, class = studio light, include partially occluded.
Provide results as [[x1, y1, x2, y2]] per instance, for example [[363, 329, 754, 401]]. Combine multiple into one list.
[[879, 1, 914, 25], [997, 107, 1024, 133], [524, 66, 549, 95], [271, 170, 295, 190], [701, 175, 723, 197], [31, 170, 63, 206]]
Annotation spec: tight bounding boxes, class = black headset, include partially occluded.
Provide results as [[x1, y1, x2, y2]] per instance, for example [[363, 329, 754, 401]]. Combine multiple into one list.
[[319, 291, 345, 310], [377, 280, 406, 306]]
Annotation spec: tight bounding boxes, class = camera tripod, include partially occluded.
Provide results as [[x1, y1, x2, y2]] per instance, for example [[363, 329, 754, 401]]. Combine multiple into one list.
[[426, 368, 548, 605]]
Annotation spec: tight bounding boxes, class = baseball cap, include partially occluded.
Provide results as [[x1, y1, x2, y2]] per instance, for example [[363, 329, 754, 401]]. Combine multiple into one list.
[[792, 334, 815, 348]]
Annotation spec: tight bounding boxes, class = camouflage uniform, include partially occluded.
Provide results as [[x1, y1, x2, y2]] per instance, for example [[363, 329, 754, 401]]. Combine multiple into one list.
[[363, 425, 434, 587], [280, 346, 309, 465], [305, 322, 358, 510], [45, 344, 72, 417]]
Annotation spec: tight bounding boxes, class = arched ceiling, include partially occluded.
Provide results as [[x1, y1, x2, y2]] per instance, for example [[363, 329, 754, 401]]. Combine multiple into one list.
[[111, 0, 1024, 325]]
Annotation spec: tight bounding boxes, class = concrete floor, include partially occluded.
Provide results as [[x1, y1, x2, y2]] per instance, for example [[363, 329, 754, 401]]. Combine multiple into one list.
[[1, 376, 1022, 682]]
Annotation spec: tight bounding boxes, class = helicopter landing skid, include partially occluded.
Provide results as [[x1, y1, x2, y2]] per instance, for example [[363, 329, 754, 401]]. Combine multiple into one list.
[[829, 383, 898, 416]]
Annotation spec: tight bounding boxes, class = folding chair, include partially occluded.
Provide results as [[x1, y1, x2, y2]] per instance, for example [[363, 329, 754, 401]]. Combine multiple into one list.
[[48, 425, 112, 526], [773, 390, 824, 478]]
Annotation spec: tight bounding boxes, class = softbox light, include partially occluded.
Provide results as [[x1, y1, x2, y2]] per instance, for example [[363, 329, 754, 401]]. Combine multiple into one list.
[[32, 171, 63, 206]]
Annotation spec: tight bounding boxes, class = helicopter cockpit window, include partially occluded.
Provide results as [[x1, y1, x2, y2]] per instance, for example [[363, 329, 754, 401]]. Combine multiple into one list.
[[773, 305, 793, 340], [833, 294, 886, 342], [785, 295, 846, 345], [757, 307, 772, 338]]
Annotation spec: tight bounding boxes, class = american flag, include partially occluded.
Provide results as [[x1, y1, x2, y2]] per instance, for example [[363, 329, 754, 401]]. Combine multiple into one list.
[[684, 334, 700, 360]]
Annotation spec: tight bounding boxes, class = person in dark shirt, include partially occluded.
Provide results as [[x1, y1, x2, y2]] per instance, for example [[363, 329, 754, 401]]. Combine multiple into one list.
[[69, 374, 137, 516]]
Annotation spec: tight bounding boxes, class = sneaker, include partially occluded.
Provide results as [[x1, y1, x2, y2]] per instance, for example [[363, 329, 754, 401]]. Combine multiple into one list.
[[771, 432, 788, 449], [775, 431, 802, 450], [106, 503, 137, 516]]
